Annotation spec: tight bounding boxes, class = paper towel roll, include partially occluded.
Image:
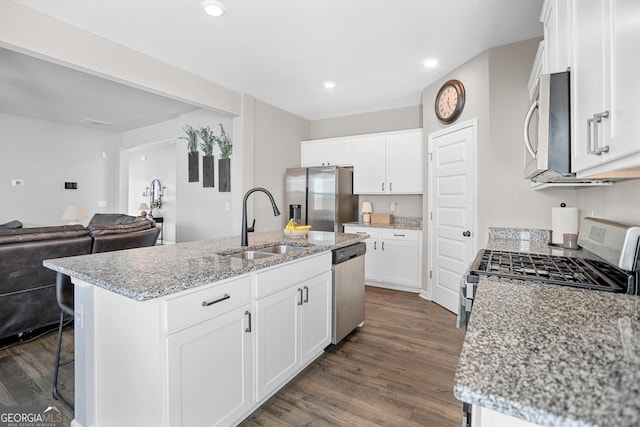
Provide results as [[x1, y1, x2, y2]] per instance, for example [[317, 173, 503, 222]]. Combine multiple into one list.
[[551, 207, 579, 244]]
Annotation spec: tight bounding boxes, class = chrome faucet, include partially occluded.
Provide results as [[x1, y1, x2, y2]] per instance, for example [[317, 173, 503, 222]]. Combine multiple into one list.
[[241, 187, 281, 246]]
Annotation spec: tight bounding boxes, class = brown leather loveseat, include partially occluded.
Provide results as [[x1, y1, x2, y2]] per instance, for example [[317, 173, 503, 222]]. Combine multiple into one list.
[[0, 214, 159, 340]]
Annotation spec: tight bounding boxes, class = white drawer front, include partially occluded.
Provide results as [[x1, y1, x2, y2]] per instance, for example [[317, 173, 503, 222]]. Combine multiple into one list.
[[255, 253, 331, 299], [344, 226, 378, 239], [378, 229, 420, 242], [164, 275, 251, 333]]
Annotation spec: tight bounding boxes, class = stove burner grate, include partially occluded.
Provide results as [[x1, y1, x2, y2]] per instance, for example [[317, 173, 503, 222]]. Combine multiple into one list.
[[470, 250, 628, 292]]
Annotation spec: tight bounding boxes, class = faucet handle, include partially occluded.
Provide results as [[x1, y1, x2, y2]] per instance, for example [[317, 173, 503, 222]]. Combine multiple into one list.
[[247, 219, 256, 233]]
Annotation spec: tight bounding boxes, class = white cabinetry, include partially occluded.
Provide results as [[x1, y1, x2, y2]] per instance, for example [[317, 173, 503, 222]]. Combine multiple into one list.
[[570, 0, 640, 177], [540, 0, 572, 74], [165, 275, 253, 427], [167, 303, 252, 427], [73, 253, 333, 427], [351, 129, 423, 194], [344, 226, 422, 293], [255, 254, 331, 401], [301, 138, 352, 167]]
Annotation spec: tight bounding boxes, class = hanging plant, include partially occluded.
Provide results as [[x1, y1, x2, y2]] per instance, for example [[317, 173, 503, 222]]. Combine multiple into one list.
[[215, 124, 233, 159], [198, 126, 216, 157], [179, 124, 199, 153]]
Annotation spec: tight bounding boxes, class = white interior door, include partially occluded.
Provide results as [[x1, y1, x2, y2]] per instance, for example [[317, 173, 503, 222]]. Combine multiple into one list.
[[428, 120, 477, 313]]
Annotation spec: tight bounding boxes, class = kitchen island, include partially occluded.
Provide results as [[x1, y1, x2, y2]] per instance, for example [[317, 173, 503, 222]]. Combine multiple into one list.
[[454, 230, 640, 427], [44, 230, 366, 427]]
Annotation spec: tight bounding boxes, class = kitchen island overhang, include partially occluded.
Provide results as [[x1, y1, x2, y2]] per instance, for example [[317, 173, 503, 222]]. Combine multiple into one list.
[[44, 230, 366, 427]]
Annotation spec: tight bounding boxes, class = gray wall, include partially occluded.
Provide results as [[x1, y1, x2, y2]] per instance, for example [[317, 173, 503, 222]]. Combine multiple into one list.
[[310, 105, 424, 218], [252, 100, 310, 232], [422, 38, 578, 247], [0, 113, 120, 226], [576, 179, 640, 224]]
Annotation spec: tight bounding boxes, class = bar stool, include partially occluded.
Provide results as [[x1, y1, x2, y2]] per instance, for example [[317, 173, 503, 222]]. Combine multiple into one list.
[[52, 272, 74, 414]]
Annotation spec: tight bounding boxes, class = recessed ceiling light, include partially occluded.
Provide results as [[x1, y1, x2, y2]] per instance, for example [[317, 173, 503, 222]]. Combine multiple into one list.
[[323, 81, 336, 89], [422, 58, 439, 68], [201, 0, 226, 17]]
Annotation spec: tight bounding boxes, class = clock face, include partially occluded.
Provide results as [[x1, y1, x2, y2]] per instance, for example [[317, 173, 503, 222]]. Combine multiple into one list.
[[435, 80, 465, 123]]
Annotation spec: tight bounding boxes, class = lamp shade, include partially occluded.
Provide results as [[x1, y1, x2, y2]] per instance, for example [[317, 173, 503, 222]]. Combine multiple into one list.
[[361, 201, 373, 214], [138, 203, 150, 211], [61, 205, 90, 221]]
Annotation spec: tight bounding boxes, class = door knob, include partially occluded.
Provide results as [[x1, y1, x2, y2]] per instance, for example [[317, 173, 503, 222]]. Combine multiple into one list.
[[463, 231, 471, 237]]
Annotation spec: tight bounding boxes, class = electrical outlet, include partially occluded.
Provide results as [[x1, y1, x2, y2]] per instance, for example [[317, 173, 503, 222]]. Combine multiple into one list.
[[11, 179, 24, 187], [224, 202, 230, 211]]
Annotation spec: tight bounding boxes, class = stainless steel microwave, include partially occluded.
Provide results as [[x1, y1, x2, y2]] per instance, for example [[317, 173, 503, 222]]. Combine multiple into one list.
[[523, 71, 571, 182]]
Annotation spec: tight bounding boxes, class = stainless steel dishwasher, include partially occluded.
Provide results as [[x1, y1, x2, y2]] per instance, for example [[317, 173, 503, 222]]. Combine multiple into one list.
[[331, 242, 366, 344]]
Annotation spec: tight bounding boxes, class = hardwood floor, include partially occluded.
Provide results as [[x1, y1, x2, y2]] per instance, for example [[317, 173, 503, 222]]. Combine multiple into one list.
[[0, 286, 465, 427], [240, 286, 466, 426], [0, 323, 74, 426]]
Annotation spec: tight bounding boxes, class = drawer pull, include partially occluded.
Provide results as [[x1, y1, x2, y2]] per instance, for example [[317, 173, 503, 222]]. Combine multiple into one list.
[[356, 231, 366, 234], [245, 310, 252, 333], [202, 293, 230, 307], [393, 233, 405, 237]]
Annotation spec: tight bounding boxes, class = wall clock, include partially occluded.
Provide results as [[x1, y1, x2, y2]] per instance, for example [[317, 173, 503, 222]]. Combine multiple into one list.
[[435, 79, 466, 124]]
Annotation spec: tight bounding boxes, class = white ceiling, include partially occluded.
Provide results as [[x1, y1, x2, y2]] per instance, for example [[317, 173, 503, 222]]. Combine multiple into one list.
[[7, 0, 543, 127]]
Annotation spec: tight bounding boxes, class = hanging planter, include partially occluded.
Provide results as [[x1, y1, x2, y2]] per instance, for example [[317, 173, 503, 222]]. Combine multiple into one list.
[[180, 125, 200, 182], [199, 126, 216, 188], [218, 158, 231, 192], [215, 124, 233, 192]]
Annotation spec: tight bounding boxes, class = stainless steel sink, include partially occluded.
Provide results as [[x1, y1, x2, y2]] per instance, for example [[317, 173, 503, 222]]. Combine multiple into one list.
[[256, 245, 306, 254], [226, 251, 275, 261]]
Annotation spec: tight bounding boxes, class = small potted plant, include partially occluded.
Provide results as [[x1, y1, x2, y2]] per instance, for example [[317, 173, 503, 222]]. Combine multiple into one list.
[[179, 124, 199, 182], [215, 124, 233, 192], [199, 126, 216, 188]]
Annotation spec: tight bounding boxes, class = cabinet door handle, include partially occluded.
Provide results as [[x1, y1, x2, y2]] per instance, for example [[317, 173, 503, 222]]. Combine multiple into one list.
[[382, 241, 385, 250], [298, 288, 304, 305], [245, 310, 252, 333], [592, 111, 610, 155], [390, 183, 393, 192], [202, 293, 230, 307], [303, 286, 309, 303], [382, 182, 385, 191], [374, 241, 377, 250]]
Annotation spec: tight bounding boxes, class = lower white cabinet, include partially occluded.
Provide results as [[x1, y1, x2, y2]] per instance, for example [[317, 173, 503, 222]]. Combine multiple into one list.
[[167, 304, 253, 427], [344, 226, 422, 293], [255, 270, 331, 401], [72, 253, 333, 427]]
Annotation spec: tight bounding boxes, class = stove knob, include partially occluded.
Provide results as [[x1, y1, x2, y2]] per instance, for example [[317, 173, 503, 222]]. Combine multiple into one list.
[[463, 230, 471, 237]]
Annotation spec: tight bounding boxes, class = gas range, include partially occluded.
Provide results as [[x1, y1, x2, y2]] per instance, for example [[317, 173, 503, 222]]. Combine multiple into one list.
[[469, 249, 631, 293], [462, 217, 640, 328]]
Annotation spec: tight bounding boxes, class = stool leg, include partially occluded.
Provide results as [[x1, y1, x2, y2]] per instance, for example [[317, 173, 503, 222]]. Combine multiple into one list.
[[52, 310, 74, 414]]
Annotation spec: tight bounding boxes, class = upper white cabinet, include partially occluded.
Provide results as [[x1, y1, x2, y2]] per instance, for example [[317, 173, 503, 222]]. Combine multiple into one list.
[[540, 0, 573, 74], [570, 0, 640, 177], [351, 129, 423, 194], [301, 138, 352, 167]]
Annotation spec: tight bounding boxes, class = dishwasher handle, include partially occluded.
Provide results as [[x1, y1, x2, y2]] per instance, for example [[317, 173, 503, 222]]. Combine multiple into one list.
[[332, 242, 366, 265]]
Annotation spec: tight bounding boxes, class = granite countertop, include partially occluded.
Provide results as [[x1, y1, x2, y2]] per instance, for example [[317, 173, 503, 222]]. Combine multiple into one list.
[[343, 216, 422, 231], [455, 227, 640, 426], [44, 230, 364, 302]]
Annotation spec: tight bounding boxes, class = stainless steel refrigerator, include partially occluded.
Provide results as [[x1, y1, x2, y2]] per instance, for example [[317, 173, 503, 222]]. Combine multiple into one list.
[[285, 166, 358, 233]]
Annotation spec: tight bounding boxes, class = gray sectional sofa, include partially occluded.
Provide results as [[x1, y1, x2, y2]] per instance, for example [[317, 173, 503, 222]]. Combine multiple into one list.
[[0, 214, 159, 340]]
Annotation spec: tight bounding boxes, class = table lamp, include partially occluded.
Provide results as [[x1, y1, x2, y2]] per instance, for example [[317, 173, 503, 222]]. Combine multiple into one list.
[[61, 205, 90, 224], [361, 201, 373, 223], [138, 203, 150, 217]]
